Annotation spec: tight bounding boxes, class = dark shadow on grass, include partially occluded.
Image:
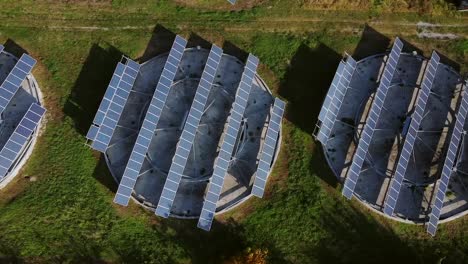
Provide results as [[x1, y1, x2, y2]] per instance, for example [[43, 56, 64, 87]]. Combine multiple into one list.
[[279, 43, 341, 134], [92, 155, 118, 193], [137, 24, 176, 63], [437, 51, 461, 72], [399, 37, 424, 57], [0, 236, 21, 263], [163, 218, 257, 264], [54, 234, 105, 264], [63, 44, 123, 136], [311, 142, 338, 187], [187, 33, 213, 50], [222, 41, 249, 62], [3, 39, 28, 58], [278, 42, 341, 186], [352, 24, 391, 60], [307, 201, 421, 264]]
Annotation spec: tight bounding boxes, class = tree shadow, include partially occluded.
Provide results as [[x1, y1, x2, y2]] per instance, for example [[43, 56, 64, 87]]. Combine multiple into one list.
[[0, 236, 21, 264], [307, 201, 421, 263], [2, 39, 28, 57], [137, 24, 176, 63], [163, 217, 284, 264], [63, 44, 123, 136]]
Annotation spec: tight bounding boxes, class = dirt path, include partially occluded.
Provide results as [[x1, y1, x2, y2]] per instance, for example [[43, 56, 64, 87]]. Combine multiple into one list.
[[0, 10, 466, 38]]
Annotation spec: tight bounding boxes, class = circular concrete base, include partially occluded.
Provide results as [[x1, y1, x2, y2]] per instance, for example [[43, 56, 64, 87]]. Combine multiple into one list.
[[321, 52, 467, 224], [105, 47, 278, 218], [0, 51, 44, 189]]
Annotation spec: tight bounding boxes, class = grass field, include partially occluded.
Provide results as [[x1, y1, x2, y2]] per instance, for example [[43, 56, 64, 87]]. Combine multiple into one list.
[[0, 0, 467, 263]]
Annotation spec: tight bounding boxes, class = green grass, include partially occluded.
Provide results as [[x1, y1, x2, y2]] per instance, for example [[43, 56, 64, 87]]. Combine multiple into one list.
[[0, 1, 466, 263]]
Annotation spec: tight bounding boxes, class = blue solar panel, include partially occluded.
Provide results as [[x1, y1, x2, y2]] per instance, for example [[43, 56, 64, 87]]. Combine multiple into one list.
[[90, 58, 140, 153], [318, 61, 345, 123], [197, 54, 259, 231], [384, 51, 440, 216], [342, 38, 403, 199], [0, 54, 36, 116], [427, 86, 468, 236], [113, 36, 187, 207], [0, 103, 45, 179], [227, 0, 236, 4], [317, 56, 357, 144], [252, 98, 286, 198], [86, 62, 125, 140], [155, 44, 223, 218]]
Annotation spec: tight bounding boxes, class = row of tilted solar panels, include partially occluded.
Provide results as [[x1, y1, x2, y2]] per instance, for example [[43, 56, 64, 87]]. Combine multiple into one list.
[[85, 35, 285, 231], [316, 37, 467, 236], [0, 45, 46, 182]]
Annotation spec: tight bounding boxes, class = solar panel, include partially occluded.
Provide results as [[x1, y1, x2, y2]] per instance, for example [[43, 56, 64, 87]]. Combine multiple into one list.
[[113, 36, 187, 207], [197, 54, 259, 231], [383, 51, 440, 216], [0, 103, 45, 179], [252, 98, 286, 198], [342, 38, 403, 199], [427, 86, 468, 236], [86, 62, 126, 141], [317, 56, 357, 144], [155, 44, 223, 218], [0, 54, 36, 116], [318, 61, 345, 122], [227, 0, 236, 4], [90, 58, 140, 153]]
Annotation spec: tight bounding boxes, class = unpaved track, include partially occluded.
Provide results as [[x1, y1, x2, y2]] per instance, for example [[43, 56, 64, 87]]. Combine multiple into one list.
[[0, 9, 466, 38]]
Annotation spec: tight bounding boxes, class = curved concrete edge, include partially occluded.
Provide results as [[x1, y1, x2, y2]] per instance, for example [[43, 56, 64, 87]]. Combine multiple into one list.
[[349, 192, 468, 225], [0, 70, 46, 189], [104, 50, 283, 220], [320, 52, 466, 225], [351, 194, 422, 224]]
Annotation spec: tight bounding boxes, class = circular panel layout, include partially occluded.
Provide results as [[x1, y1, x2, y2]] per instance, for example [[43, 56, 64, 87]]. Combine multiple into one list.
[[0, 48, 45, 189], [316, 41, 467, 232], [104, 47, 281, 218]]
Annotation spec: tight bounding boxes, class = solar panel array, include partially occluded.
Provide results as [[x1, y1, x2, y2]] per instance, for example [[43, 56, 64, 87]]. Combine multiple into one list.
[[318, 61, 345, 123], [90, 59, 140, 153], [383, 52, 440, 216], [155, 44, 223, 218], [317, 56, 357, 144], [86, 62, 126, 141], [0, 54, 36, 116], [317, 61, 346, 144], [427, 88, 468, 236], [114, 36, 187, 207], [197, 54, 259, 231], [0, 103, 45, 179], [342, 38, 404, 199], [252, 98, 286, 198]]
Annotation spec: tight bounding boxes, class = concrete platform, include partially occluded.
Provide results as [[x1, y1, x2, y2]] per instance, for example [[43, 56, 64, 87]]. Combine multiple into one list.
[[0, 50, 43, 188], [105, 47, 276, 218], [316, 44, 467, 224]]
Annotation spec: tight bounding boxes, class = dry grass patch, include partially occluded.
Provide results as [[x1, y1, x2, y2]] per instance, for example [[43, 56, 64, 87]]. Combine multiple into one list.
[[174, 0, 266, 11]]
